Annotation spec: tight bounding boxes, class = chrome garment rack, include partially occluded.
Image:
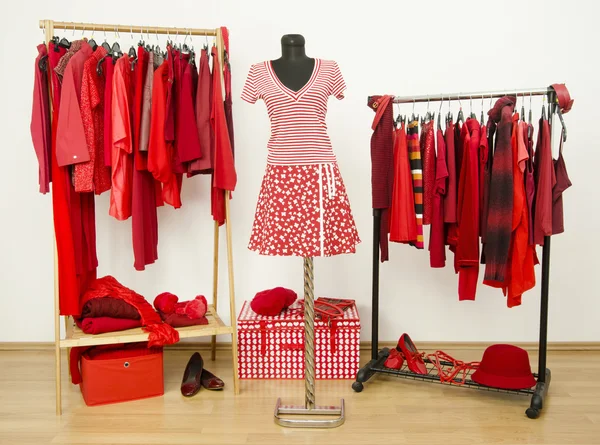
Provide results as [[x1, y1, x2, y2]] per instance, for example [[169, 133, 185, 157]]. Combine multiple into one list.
[[39, 19, 238, 415], [354, 86, 567, 419]]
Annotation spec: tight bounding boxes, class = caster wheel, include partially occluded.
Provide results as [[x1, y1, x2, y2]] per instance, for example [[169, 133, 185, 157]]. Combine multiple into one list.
[[352, 381, 364, 392], [525, 407, 540, 419]]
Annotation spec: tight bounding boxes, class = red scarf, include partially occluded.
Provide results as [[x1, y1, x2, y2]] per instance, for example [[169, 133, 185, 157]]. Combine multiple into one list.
[[70, 276, 179, 384]]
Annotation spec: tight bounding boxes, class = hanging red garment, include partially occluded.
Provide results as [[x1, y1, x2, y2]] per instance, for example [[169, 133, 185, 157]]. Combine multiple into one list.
[[75, 46, 111, 194], [389, 124, 417, 244], [420, 120, 435, 225], [483, 96, 515, 283], [429, 126, 448, 268], [478, 122, 488, 236], [367, 95, 394, 260], [533, 117, 556, 245], [480, 119, 496, 261], [525, 122, 536, 245], [103, 56, 115, 167], [176, 58, 203, 164], [109, 55, 135, 221], [504, 116, 536, 307], [443, 121, 457, 223], [31, 43, 51, 194], [133, 45, 149, 171], [210, 46, 237, 226], [224, 55, 235, 157], [456, 119, 480, 301], [552, 133, 572, 235], [148, 60, 182, 209], [190, 48, 213, 174], [55, 41, 92, 167], [49, 42, 81, 316]]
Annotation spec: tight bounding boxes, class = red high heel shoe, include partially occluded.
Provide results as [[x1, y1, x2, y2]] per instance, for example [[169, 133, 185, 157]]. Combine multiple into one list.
[[383, 348, 404, 369], [397, 333, 427, 375]]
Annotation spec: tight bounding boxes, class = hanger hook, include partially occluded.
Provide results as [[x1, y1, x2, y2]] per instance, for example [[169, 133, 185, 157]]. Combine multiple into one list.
[[72, 24, 76, 36], [530, 91, 532, 109], [458, 94, 462, 109], [412, 99, 415, 115]]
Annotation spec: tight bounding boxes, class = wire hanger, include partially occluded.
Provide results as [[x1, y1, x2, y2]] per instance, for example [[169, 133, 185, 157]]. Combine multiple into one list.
[[437, 95, 444, 131], [469, 95, 476, 119], [480, 95, 485, 125], [456, 95, 464, 124], [111, 27, 122, 59]]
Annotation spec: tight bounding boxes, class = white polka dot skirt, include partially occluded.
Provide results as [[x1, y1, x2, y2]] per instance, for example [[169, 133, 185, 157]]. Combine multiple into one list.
[[248, 163, 360, 257]]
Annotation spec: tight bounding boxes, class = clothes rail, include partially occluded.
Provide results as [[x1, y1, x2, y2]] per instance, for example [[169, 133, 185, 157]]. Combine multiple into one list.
[[39, 20, 217, 36], [381, 87, 551, 104], [39, 19, 238, 416], [354, 86, 558, 420]]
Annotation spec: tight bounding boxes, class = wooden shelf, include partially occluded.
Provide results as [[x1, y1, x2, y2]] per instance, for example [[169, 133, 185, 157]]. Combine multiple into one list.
[[59, 305, 232, 348]]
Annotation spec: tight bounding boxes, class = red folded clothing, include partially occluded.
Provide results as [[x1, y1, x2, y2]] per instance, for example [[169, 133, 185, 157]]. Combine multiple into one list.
[[85, 342, 161, 360], [76, 317, 143, 334], [159, 311, 209, 328], [81, 297, 141, 320]]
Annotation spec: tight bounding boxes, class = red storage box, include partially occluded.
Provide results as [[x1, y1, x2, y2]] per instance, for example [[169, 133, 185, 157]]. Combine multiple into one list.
[[80, 343, 164, 406], [237, 299, 360, 380]]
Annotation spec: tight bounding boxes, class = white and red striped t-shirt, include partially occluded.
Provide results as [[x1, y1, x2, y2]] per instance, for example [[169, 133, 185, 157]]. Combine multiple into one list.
[[241, 59, 346, 166]]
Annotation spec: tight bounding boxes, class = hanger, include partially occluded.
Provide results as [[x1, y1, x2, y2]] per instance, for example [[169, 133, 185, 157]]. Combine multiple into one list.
[[421, 96, 433, 125], [411, 99, 419, 123], [468, 96, 476, 119], [111, 27, 122, 60], [520, 93, 526, 122], [128, 26, 137, 59], [541, 94, 547, 120], [456, 96, 464, 124], [101, 27, 111, 52], [437, 96, 444, 131], [86, 27, 98, 51], [479, 95, 485, 125], [58, 25, 71, 49]]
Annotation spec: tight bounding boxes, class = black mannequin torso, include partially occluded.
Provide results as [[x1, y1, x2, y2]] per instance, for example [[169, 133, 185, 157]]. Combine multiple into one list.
[[270, 34, 315, 92]]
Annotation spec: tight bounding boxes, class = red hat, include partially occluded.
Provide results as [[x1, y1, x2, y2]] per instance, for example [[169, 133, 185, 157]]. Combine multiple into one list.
[[251, 287, 297, 316], [471, 344, 536, 390]]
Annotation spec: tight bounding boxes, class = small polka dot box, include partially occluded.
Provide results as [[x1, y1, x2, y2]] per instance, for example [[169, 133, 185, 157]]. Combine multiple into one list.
[[237, 299, 360, 380]]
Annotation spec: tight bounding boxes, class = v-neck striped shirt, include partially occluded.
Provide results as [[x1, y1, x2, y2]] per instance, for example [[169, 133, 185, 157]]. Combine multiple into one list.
[[241, 59, 346, 165]]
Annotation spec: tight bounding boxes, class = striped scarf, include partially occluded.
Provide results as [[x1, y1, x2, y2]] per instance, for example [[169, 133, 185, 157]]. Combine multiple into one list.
[[407, 120, 424, 249]]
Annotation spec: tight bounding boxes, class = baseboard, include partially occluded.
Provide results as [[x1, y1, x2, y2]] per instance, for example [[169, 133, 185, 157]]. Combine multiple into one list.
[[2, 341, 599, 352]]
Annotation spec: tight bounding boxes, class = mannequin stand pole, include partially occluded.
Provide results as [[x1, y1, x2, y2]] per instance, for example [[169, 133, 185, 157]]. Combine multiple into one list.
[[273, 257, 345, 428]]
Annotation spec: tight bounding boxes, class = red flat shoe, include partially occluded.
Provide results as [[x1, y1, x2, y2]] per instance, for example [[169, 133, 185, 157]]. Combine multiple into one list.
[[397, 333, 427, 375], [384, 348, 404, 369]]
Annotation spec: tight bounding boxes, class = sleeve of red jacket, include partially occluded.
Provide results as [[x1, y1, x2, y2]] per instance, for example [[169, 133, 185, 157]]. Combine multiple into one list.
[[211, 49, 237, 192], [30, 48, 50, 194], [55, 59, 91, 167]]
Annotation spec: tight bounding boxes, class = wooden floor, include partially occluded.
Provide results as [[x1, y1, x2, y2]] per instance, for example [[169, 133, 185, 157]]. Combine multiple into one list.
[[1, 349, 599, 445]]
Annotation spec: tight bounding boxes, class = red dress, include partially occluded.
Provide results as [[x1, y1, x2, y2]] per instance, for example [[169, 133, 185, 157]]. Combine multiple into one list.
[[420, 120, 435, 225], [389, 124, 417, 244], [241, 59, 359, 256], [456, 119, 480, 300], [429, 127, 448, 268]]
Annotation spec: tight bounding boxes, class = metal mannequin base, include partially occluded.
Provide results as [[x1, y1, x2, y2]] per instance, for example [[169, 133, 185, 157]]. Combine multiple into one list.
[[274, 398, 345, 428]]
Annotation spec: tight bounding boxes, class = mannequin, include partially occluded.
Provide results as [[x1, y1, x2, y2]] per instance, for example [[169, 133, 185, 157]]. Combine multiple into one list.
[[270, 34, 315, 92]]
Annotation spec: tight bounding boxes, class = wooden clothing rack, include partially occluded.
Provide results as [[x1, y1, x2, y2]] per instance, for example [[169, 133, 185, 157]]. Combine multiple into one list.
[[353, 86, 567, 419], [39, 19, 239, 415]]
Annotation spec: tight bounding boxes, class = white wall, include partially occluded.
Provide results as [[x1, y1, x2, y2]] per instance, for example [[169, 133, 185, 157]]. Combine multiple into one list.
[[0, 0, 598, 343]]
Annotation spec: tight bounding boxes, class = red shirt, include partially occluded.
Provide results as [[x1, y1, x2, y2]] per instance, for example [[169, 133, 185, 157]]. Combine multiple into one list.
[[75, 46, 111, 194], [148, 60, 182, 209], [211, 46, 237, 225], [31, 43, 51, 194], [103, 57, 115, 167], [429, 128, 448, 268], [55, 41, 93, 167], [190, 48, 213, 174], [533, 118, 556, 245], [109, 55, 135, 221]]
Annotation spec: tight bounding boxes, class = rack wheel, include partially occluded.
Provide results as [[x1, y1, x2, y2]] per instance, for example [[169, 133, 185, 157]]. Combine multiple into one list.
[[525, 407, 540, 419], [352, 381, 364, 392]]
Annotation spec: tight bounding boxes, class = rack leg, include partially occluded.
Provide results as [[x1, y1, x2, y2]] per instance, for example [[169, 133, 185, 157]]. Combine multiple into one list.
[[353, 209, 382, 393], [53, 240, 62, 415], [537, 236, 551, 382], [224, 192, 239, 395], [211, 220, 219, 362]]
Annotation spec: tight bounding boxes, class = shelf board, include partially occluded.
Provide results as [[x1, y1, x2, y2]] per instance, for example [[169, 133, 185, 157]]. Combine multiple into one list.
[[59, 305, 232, 348]]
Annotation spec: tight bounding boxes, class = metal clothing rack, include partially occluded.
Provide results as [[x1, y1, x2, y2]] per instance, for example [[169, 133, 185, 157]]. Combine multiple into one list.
[[353, 86, 565, 420], [39, 20, 239, 415]]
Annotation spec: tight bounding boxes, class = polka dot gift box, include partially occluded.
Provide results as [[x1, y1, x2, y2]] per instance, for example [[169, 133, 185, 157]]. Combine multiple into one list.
[[237, 299, 360, 379]]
